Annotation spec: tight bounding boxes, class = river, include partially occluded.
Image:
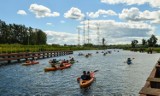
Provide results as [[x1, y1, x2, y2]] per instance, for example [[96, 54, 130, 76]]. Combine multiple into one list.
[[0, 49, 159, 96]]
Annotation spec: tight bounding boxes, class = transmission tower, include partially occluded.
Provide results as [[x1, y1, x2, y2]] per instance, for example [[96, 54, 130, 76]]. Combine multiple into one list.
[[83, 18, 86, 45], [96, 23, 100, 45], [77, 27, 80, 46], [87, 19, 90, 44]]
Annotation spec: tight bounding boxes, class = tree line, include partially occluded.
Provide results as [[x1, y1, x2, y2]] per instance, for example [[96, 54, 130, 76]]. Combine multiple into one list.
[[0, 20, 47, 45], [131, 34, 158, 48]]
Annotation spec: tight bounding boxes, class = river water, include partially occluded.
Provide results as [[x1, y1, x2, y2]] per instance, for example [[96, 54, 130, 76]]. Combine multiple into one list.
[[0, 49, 159, 96]]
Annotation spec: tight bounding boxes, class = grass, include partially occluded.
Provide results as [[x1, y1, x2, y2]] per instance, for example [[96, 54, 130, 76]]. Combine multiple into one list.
[[0, 44, 98, 54]]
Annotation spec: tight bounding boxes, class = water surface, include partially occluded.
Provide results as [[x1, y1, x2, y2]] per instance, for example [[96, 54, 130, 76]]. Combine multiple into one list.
[[0, 49, 159, 96]]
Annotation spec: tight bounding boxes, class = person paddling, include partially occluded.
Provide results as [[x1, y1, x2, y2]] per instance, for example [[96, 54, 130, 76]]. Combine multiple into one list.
[[81, 71, 87, 80], [127, 58, 132, 64], [86, 71, 91, 80]]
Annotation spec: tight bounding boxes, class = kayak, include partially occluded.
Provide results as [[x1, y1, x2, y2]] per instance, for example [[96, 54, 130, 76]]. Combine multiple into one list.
[[44, 63, 71, 72], [22, 61, 39, 66], [80, 72, 95, 88], [58, 63, 71, 70], [44, 67, 57, 72]]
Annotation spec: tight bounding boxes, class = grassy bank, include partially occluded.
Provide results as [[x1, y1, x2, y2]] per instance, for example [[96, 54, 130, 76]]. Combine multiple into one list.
[[0, 44, 99, 53], [129, 48, 160, 53]]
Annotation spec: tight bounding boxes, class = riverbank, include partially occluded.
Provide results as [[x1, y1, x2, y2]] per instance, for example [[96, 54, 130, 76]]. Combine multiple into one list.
[[0, 44, 99, 54]]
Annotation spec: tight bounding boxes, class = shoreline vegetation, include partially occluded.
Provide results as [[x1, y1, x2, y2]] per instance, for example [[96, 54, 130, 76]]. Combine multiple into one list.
[[1, 19, 160, 54], [0, 44, 160, 54], [0, 44, 100, 54]]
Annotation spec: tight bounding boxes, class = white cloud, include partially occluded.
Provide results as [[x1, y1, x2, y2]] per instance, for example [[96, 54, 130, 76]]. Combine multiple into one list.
[[78, 20, 155, 44], [64, 7, 85, 20], [88, 9, 117, 18], [29, 4, 60, 18], [119, 7, 160, 23], [45, 30, 79, 45], [46, 23, 53, 26], [17, 10, 27, 15], [44, 19, 155, 45], [100, 0, 160, 8]]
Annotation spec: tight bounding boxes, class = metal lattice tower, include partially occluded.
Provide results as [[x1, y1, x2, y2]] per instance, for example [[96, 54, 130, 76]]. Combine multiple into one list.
[[77, 27, 80, 46], [83, 18, 86, 45], [87, 19, 90, 44], [96, 23, 100, 45]]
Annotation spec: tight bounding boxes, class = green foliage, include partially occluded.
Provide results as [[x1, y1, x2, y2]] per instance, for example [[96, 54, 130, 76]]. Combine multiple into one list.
[[131, 40, 138, 48], [147, 35, 158, 47], [0, 44, 99, 53], [0, 20, 47, 45]]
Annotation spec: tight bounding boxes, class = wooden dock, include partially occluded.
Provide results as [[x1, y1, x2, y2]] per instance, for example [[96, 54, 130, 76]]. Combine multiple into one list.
[[139, 59, 160, 96], [0, 51, 73, 64]]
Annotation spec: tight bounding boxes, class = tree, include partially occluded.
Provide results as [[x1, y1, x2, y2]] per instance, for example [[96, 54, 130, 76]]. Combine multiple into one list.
[[131, 40, 138, 48], [147, 35, 158, 47], [0, 19, 47, 45], [142, 39, 147, 47]]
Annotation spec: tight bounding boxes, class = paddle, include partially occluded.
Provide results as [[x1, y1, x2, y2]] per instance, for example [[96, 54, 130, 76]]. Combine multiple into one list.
[[77, 70, 99, 83]]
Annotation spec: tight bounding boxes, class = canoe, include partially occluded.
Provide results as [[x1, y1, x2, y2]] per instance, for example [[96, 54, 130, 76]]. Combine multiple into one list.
[[22, 61, 39, 66], [44, 67, 57, 72], [58, 63, 71, 70], [80, 72, 95, 88]]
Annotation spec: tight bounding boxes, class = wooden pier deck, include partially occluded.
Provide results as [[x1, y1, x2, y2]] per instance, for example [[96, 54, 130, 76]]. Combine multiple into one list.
[[139, 59, 160, 96], [0, 51, 73, 64]]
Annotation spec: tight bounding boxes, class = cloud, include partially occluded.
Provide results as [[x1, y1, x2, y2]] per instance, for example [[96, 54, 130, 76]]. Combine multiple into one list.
[[64, 7, 85, 20], [44, 19, 155, 45], [78, 20, 155, 44], [46, 23, 53, 26], [119, 7, 160, 23], [87, 9, 117, 18], [29, 3, 60, 18], [17, 10, 27, 15], [100, 0, 160, 8], [45, 30, 79, 45]]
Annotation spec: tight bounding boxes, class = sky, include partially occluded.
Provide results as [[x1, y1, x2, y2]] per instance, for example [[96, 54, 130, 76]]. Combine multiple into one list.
[[0, 0, 160, 45]]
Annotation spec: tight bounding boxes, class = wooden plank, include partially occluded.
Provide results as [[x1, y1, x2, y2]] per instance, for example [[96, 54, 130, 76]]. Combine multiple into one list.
[[147, 77, 160, 82], [139, 87, 160, 95], [148, 67, 156, 78], [0, 56, 41, 61]]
